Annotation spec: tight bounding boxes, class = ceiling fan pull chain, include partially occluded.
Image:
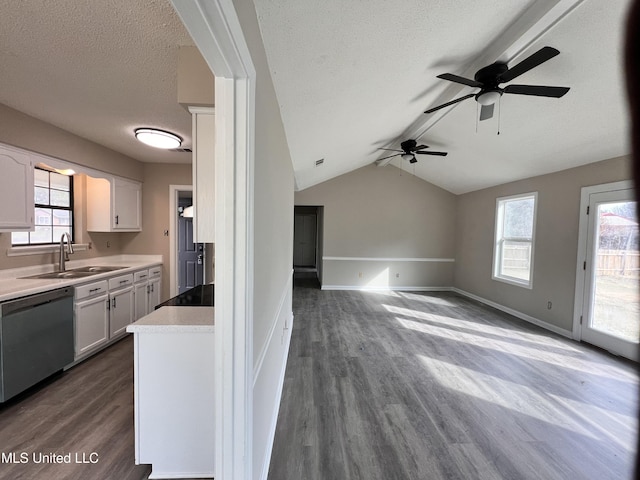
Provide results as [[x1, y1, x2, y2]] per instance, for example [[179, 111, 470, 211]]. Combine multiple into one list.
[[497, 96, 501, 136], [475, 103, 479, 133]]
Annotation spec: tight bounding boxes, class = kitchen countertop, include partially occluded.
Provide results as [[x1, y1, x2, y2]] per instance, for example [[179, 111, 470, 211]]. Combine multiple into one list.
[[126, 306, 214, 333], [0, 255, 162, 302], [155, 284, 214, 308]]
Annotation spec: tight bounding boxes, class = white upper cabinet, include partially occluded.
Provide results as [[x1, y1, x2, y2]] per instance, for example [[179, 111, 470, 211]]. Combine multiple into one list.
[[86, 175, 142, 232], [189, 106, 215, 243], [0, 144, 34, 231]]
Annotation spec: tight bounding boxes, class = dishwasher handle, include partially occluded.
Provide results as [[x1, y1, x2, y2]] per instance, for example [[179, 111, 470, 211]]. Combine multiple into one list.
[[1, 287, 73, 317]]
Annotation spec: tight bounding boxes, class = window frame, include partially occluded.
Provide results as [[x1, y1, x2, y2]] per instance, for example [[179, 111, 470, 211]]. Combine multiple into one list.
[[12, 167, 74, 246], [492, 192, 538, 289]]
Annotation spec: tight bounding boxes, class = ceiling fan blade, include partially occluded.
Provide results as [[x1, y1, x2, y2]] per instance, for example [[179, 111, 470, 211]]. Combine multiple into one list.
[[377, 148, 403, 152], [503, 84, 570, 97], [498, 46, 560, 83], [413, 144, 429, 151], [377, 153, 401, 161], [415, 151, 448, 156], [437, 73, 483, 88], [424, 93, 475, 114], [479, 104, 494, 121]]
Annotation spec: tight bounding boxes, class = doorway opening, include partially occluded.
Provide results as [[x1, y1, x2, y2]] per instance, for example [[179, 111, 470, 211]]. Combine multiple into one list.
[[293, 206, 323, 287], [169, 185, 214, 297], [177, 192, 205, 294]]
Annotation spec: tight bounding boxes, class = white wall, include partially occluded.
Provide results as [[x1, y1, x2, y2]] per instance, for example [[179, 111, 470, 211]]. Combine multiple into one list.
[[295, 163, 457, 290], [231, 2, 295, 479]]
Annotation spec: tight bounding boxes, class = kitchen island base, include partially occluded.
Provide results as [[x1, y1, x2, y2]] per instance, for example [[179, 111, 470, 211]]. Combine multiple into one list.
[[128, 307, 215, 479]]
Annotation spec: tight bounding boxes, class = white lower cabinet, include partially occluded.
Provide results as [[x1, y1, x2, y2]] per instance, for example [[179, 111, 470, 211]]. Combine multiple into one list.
[[75, 282, 109, 359], [109, 286, 134, 337], [133, 267, 162, 320], [74, 270, 142, 361], [134, 280, 148, 321], [148, 276, 161, 311]]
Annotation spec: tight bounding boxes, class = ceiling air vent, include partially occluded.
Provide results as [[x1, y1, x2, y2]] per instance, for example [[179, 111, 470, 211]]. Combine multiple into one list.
[[170, 147, 192, 153], [315, 158, 324, 167]]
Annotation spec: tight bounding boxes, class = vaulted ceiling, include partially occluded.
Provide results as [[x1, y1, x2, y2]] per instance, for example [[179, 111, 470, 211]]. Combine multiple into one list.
[[254, 0, 632, 193], [0, 0, 632, 194]]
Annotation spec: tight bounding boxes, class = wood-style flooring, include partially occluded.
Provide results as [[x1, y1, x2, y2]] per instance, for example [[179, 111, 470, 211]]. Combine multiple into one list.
[[0, 336, 151, 480], [268, 279, 639, 480]]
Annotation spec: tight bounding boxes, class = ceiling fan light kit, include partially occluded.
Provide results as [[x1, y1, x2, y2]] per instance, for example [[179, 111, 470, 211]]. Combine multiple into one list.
[[476, 90, 502, 106], [424, 46, 570, 122]]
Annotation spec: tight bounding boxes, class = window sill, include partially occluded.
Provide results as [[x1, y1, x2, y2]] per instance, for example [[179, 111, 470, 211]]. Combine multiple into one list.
[[492, 274, 533, 289], [7, 244, 90, 257]]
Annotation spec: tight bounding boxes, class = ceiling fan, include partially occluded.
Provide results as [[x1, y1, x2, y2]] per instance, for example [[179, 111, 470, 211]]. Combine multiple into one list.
[[376, 139, 447, 167], [424, 46, 570, 121]]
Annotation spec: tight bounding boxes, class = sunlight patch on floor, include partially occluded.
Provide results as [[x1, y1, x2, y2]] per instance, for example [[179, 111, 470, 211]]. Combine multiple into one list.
[[548, 391, 638, 452], [417, 355, 603, 442], [397, 316, 637, 383], [396, 291, 458, 306], [385, 303, 580, 352]]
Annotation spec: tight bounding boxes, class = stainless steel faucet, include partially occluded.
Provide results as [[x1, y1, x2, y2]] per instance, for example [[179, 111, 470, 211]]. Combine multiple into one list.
[[59, 232, 74, 272]]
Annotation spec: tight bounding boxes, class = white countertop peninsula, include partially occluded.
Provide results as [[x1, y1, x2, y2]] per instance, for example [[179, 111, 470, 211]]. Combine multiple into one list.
[[126, 306, 214, 333], [127, 305, 215, 479]]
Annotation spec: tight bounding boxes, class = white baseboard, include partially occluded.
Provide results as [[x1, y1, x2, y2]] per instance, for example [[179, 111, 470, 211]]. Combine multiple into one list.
[[451, 287, 573, 338], [254, 272, 294, 480]]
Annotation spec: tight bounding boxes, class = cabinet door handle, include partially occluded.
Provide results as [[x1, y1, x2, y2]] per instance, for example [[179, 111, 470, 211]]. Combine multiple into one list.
[[115, 215, 119, 225], [119, 280, 128, 284], [106, 299, 110, 310], [146, 285, 150, 294], [112, 298, 116, 309], [89, 288, 100, 293]]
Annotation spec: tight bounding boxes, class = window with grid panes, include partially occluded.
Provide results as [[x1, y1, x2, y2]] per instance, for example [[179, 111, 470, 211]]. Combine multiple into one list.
[[11, 168, 74, 245], [492, 192, 537, 288]]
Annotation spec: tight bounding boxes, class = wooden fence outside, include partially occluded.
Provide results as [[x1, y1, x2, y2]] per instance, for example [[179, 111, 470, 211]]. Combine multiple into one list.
[[597, 249, 640, 276]]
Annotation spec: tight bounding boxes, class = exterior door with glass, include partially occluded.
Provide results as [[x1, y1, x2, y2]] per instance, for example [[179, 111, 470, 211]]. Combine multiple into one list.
[[577, 183, 639, 361]]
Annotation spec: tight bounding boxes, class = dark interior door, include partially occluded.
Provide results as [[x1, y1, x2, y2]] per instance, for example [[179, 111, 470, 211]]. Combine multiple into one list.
[[294, 213, 317, 267], [178, 214, 204, 293]]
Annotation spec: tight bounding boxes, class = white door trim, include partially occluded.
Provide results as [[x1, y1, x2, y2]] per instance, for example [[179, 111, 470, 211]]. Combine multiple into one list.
[[171, 2, 256, 479], [572, 180, 634, 341], [169, 184, 193, 298]]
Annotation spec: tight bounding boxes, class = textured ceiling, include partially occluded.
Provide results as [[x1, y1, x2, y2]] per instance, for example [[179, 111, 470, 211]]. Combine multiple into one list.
[[0, 0, 194, 164], [255, 0, 632, 193], [0, 0, 632, 192]]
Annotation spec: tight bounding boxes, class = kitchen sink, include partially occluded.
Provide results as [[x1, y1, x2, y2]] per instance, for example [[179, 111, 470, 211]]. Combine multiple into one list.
[[19, 266, 127, 280], [70, 266, 127, 273], [21, 271, 99, 280]]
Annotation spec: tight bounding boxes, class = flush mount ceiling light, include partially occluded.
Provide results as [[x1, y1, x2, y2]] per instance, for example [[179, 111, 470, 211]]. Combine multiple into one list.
[[135, 128, 182, 149]]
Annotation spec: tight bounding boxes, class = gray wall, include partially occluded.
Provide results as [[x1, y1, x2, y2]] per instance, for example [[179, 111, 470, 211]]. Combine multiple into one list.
[[295, 164, 457, 289], [231, 1, 295, 478], [454, 154, 632, 332]]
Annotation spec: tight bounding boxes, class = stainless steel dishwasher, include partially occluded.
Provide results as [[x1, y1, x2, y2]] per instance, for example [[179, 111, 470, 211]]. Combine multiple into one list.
[[0, 287, 74, 402]]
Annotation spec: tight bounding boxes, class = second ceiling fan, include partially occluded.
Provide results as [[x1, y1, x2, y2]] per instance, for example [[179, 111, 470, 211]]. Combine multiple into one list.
[[424, 46, 570, 121], [377, 139, 447, 167]]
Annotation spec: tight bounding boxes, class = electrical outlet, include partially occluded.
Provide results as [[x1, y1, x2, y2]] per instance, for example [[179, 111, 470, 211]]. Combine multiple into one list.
[[106, 241, 111, 248], [547, 301, 552, 310], [358, 272, 363, 278], [396, 273, 400, 278]]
